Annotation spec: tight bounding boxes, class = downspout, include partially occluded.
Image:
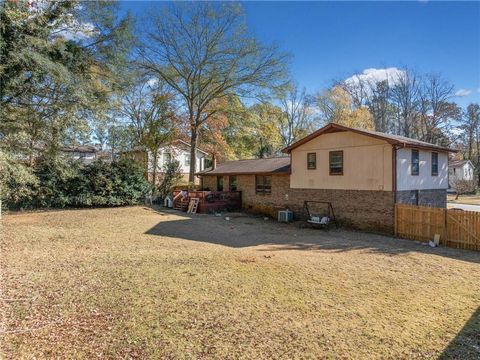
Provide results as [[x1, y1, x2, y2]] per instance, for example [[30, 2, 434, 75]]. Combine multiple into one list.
[[392, 144, 397, 203], [392, 144, 399, 236]]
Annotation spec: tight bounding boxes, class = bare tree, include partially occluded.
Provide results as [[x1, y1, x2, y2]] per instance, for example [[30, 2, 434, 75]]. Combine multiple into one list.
[[460, 104, 480, 185], [389, 69, 420, 137], [451, 178, 476, 200], [139, 2, 288, 182], [418, 73, 460, 144], [121, 75, 178, 188], [341, 77, 393, 133], [277, 83, 317, 147], [365, 80, 392, 133]]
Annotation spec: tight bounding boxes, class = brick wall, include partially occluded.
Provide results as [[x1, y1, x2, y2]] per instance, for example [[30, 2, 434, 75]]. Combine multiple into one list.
[[202, 174, 395, 234]]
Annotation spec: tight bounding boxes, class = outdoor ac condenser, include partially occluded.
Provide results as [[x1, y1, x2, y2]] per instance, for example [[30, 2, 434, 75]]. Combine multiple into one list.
[[278, 210, 293, 223]]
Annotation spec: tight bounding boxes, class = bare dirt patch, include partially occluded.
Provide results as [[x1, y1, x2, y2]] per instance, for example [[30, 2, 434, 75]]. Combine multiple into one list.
[[1, 206, 479, 359]]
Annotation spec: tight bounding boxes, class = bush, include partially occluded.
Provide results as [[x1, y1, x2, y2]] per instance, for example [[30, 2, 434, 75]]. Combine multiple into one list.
[[34, 155, 81, 208], [451, 179, 477, 199], [2, 154, 151, 210], [0, 150, 39, 209], [71, 159, 152, 207]]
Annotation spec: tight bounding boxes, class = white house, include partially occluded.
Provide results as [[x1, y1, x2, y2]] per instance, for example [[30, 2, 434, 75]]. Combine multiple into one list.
[[449, 160, 475, 183], [130, 139, 208, 184], [60, 145, 105, 163]]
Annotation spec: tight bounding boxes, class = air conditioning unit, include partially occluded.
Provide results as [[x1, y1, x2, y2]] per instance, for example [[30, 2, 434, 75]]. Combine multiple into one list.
[[278, 209, 293, 223]]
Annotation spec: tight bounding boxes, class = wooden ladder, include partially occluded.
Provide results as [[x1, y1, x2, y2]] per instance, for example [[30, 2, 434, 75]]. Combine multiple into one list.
[[187, 198, 200, 214]]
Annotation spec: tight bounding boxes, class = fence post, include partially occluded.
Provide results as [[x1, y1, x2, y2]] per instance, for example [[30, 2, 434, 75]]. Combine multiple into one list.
[[443, 207, 447, 247], [394, 204, 397, 237]]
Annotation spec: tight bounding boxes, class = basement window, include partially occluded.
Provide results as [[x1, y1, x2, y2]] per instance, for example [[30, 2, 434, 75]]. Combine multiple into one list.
[[256, 175, 272, 194], [431, 152, 438, 176], [329, 151, 343, 175], [307, 152, 316, 169], [411, 150, 419, 176]]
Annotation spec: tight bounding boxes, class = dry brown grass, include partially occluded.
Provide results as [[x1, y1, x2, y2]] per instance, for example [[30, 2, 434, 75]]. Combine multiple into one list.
[[448, 194, 480, 205], [1, 206, 479, 359]]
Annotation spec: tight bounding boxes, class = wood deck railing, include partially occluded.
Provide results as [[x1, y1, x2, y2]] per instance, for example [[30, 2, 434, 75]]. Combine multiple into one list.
[[172, 190, 242, 213]]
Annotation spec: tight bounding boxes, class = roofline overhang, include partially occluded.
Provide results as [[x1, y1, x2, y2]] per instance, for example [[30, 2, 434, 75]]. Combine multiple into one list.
[[196, 171, 291, 176], [282, 123, 458, 154], [175, 139, 208, 155]]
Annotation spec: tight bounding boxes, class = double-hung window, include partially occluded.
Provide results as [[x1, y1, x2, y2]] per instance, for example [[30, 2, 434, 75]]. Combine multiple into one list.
[[431, 152, 438, 176], [229, 176, 237, 191], [411, 150, 419, 176], [217, 176, 224, 191], [329, 151, 343, 175], [307, 152, 316, 170], [256, 175, 272, 194]]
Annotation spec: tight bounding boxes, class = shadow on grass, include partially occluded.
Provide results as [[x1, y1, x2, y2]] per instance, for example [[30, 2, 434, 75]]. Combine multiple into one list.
[[145, 209, 480, 264], [440, 306, 480, 359]]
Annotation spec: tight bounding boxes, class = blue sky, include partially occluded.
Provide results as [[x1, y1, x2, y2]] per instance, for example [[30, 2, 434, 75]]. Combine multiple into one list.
[[121, 1, 480, 107]]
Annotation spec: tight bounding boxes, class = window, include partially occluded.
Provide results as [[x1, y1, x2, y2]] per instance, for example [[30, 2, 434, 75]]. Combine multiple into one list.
[[255, 175, 272, 194], [229, 176, 237, 191], [411, 149, 419, 176], [329, 151, 343, 175], [184, 154, 191, 166], [431, 152, 438, 176], [217, 176, 224, 191], [307, 152, 316, 170], [163, 153, 171, 164]]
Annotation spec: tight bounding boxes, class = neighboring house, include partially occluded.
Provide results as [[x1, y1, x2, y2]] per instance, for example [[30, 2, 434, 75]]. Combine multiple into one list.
[[60, 145, 105, 163], [197, 123, 455, 233], [129, 139, 208, 184], [448, 159, 475, 184]]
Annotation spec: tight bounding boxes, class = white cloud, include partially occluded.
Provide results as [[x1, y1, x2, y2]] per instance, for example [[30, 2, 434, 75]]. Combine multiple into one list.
[[146, 78, 158, 87], [344, 67, 406, 87], [455, 89, 472, 97], [477, 88, 480, 93]]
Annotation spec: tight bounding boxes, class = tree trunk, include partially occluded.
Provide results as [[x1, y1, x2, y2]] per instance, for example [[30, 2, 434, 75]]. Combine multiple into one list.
[[189, 126, 197, 183], [151, 149, 158, 194]]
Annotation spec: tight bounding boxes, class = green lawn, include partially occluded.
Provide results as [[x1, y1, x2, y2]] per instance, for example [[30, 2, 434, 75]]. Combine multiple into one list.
[[1, 207, 479, 359]]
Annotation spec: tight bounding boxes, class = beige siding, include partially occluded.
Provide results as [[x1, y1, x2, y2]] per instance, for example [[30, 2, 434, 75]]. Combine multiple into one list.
[[290, 131, 393, 191]]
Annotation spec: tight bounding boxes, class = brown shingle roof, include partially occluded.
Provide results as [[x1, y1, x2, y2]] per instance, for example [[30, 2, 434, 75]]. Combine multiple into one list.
[[197, 157, 290, 175], [282, 123, 457, 153], [60, 145, 100, 153]]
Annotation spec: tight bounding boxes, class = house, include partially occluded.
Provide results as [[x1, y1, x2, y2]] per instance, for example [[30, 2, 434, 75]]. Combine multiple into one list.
[[129, 139, 208, 184], [60, 145, 107, 163], [449, 159, 475, 185], [197, 123, 455, 233]]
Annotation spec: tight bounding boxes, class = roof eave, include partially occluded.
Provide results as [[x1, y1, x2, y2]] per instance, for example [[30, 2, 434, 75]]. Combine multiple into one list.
[[197, 171, 291, 176], [282, 122, 457, 153]]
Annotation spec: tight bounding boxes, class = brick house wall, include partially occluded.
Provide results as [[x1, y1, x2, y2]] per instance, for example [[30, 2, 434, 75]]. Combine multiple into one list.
[[201, 174, 395, 234]]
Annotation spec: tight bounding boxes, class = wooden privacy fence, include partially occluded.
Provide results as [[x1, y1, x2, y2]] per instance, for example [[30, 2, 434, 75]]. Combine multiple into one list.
[[395, 204, 480, 251]]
